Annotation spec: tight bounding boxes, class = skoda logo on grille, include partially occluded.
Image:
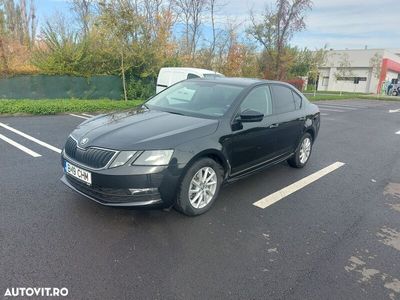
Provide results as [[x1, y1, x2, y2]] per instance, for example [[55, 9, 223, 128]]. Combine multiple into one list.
[[80, 137, 89, 146]]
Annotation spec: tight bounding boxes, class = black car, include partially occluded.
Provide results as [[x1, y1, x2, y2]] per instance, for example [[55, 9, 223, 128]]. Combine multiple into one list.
[[61, 78, 320, 215]]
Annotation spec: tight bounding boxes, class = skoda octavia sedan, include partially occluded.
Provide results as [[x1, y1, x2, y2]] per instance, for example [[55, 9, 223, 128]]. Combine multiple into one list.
[[61, 78, 320, 216]]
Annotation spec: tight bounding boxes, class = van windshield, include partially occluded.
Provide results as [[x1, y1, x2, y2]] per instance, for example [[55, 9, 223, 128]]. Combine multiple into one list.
[[146, 81, 243, 118]]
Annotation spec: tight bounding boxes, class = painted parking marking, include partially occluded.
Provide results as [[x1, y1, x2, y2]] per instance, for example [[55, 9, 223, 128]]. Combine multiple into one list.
[[253, 162, 345, 209], [319, 103, 367, 109], [318, 105, 357, 110], [322, 103, 366, 108], [69, 114, 89, 120], [389, 109, 400, 113], [81, 113, 95, 117], [0, 122, 61, 154], [319, 108, 346, 112], [396, 130, 400, 135], [0, 133, 41, 157]]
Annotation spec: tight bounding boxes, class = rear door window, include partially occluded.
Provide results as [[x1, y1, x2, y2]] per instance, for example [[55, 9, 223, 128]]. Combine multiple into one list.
[[271, 85, 296, 114]]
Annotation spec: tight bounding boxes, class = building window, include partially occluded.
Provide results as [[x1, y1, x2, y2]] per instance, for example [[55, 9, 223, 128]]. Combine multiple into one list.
[[337, 77, 367, 83], [322, 77, 329, 86]]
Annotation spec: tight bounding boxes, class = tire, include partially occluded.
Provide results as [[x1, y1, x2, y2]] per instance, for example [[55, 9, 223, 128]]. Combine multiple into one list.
[[288, 133, 313, 168], [175, 158, 224, 216], [392, 90, 399, 96]]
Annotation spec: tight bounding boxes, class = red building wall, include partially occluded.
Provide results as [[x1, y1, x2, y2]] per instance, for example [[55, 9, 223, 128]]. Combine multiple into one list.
[[378, 58, 400, 93]]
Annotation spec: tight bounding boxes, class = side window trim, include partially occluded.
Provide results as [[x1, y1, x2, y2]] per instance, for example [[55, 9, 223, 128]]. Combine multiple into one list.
[[292, 90, 303, 110]]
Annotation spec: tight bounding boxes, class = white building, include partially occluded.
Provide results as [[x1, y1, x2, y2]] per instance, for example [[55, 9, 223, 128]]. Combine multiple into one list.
[[317, 49, 400, 94]]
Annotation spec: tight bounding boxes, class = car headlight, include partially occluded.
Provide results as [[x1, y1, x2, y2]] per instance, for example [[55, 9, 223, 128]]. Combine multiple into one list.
[[132, 150, 173, 166], [109, 151, 137, 168]]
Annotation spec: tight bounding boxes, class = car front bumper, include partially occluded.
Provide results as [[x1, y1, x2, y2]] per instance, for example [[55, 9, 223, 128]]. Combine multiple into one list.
[[60, 156, 182, 208]]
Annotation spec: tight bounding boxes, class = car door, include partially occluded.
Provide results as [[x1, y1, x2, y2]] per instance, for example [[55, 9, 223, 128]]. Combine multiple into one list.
[[270, 84, 304, 156], [227, 85, 279, 175]]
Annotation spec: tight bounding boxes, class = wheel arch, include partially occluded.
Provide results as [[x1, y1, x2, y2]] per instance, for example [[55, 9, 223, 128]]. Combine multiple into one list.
[[183, 149, 230, 179], [305, 127, 315, 141]]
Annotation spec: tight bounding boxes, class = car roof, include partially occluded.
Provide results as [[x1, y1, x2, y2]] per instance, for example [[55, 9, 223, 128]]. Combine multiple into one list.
[[187, 77, 292, 88], [160, 67, 223, 75]]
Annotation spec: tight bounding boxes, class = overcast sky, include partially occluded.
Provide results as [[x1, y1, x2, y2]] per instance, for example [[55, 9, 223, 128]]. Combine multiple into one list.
[[39, 0, 400, 50]]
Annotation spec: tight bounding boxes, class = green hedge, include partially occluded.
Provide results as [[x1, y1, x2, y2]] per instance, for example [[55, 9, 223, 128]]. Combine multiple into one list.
[[0, 99, 145, 115]]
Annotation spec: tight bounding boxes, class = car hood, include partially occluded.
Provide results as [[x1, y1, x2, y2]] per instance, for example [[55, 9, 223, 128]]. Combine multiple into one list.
[[70, 108, 219, 150]]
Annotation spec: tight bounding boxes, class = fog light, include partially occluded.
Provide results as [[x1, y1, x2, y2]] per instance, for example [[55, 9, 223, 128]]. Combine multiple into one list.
[[129, 188, 158, 195]]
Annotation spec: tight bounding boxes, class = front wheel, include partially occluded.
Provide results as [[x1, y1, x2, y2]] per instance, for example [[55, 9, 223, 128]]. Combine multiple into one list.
[[175, 158, 224, 216], [288, 133, 313, 168]]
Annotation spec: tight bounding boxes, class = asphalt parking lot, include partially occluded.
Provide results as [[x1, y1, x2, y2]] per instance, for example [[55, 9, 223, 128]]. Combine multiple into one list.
[[1, 100, 400, 299]]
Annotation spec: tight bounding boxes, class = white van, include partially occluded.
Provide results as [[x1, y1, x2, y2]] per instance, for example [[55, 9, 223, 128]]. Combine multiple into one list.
[[156, 67, 224, 93]]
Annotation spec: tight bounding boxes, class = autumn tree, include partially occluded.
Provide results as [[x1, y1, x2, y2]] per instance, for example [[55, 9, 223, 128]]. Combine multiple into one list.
[[173, 0, 207, 63], [71, 0, 94, 37], [0, 0, 37, 75], [0, 0, 37, 46], [247, 0, 312, 80]]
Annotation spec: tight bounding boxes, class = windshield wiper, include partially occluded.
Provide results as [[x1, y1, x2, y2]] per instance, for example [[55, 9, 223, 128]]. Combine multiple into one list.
[[164, 110, 184, 116]]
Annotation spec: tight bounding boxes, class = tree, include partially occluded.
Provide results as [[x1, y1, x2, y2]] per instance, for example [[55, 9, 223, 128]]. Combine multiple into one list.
[[289, 46, 327, 81], [247, 0, 312, 80], [32, 15, 92, 76], [334, 53, 355, 93], [173, 0, 207, 62], [0, 0, 37, 46], [0, 6, 9, 74], [71, 0, 94, 37], [96, 0, 145, 101], [369, 52, 382, 80]]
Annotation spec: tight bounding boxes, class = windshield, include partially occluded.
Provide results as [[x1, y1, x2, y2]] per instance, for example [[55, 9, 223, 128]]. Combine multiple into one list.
[[146, 81, 244, 118]]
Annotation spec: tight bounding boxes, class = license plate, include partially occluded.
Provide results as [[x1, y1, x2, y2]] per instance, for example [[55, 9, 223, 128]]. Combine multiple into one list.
[[65, 161, 92, 185]]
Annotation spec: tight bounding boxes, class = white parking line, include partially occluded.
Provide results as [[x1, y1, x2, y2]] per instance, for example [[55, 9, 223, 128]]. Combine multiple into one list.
[[389, 109, 400, 113], [0, 133, 41, 157], [69, 114, 89, 120], [319, 108, 345, 112], [318, 105, 357, 110], [0, 122, 62, 154], [321, 103, 366, 108], [253, 162, 345, 209], [396, 130, 400, 135], [81, 113, 94, 117]]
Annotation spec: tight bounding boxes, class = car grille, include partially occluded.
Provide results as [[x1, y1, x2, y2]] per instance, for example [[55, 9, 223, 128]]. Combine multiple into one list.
[[64, 136, 116, 169]]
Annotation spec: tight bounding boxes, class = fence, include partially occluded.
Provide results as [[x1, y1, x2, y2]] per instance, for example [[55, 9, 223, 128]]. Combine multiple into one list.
[[0, 75, 123, 99]]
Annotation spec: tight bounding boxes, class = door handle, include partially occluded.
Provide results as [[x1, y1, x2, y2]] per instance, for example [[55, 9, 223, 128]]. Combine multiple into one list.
[[268, 123, 279, 128]]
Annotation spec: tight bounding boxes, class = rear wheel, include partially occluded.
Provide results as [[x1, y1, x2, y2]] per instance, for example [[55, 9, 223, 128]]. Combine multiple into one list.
[[175, 158, 224, 216], [288, 133, 313, 168]]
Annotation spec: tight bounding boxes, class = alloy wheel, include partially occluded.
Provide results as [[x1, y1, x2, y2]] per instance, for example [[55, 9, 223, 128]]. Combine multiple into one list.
[[299, 137, 312, 164], [188, 167, 217, 209]]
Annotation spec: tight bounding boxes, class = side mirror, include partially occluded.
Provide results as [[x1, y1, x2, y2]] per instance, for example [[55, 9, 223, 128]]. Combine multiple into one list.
[[239, 109, 264, 123]]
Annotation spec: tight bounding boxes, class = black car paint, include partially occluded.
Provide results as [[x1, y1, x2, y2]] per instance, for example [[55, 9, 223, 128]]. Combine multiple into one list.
[[61, 78, 320, 208]]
